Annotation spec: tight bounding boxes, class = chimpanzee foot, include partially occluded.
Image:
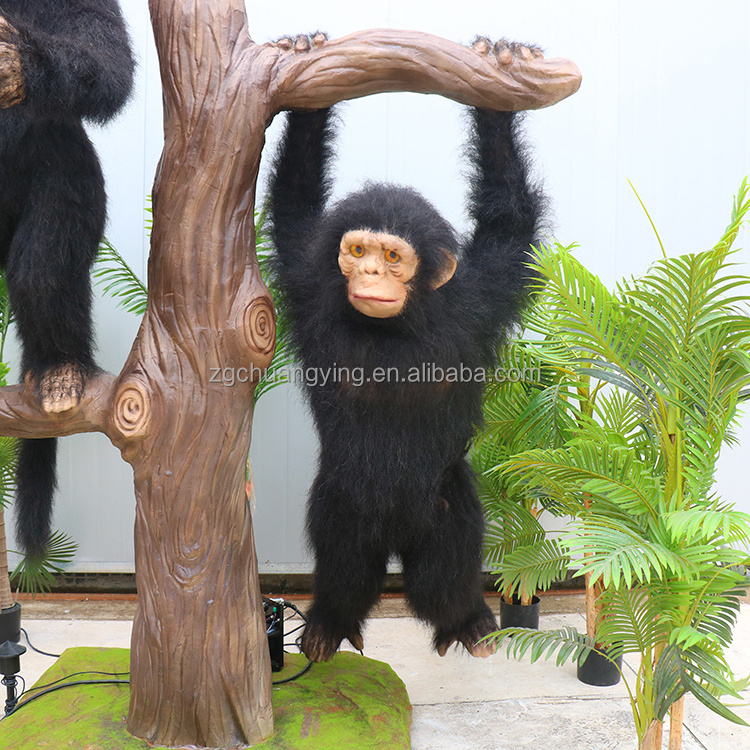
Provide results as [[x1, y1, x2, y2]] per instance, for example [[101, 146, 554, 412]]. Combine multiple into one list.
[[268, 32, 328, 53], [38, 363, 85, 413], [300, 619, 364, 662], [434, 606, 499, 658]]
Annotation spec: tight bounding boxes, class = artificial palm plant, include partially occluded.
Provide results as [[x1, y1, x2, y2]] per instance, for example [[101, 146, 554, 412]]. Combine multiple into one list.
[[490, 180, 750, 750]]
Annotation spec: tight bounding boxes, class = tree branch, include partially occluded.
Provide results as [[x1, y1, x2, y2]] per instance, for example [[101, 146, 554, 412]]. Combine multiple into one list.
[[0, 374, 117, 441], [266, 29, 581, 113]]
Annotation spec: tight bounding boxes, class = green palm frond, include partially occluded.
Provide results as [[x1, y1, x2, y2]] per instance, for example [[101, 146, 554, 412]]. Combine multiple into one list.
[[483, 498, 546, 566], [10, 530, 78, 594], [663, 504, 750, 546], [0, 436, 17, 510], [487, 625, 597, 668], [688, 583, 745, 647], [654, 642, 748, 725], [594, 586, 672, 655], [592, 388, 650, 441], [254, 204, 297, 402], [493, 537, 570, 602], [530, 243, 650, 380], [94, 237, 148, 315], [567, 519, 686, 588], [502, 440, 662, 518], [713, 176, 750, 255]]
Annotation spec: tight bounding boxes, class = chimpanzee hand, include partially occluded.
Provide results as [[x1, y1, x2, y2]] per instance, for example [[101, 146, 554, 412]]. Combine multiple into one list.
[[471, 37, 544, 69], [266, 32, 328, 54], [0, 16, 25, 109]]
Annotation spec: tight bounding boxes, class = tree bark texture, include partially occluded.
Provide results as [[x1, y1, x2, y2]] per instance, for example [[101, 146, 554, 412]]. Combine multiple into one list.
[[669, 696, 685, 750], [0, 511, 13, 610], [641, 720, 664, 750], [0, 1, 580, 746]]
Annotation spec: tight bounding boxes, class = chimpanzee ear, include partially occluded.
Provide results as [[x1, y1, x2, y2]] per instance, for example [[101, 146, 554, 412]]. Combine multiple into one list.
[[430, 248, 458, 289]]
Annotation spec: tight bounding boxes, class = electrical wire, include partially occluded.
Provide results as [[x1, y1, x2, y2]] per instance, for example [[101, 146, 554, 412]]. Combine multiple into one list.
[[19, 670, 130, 698], [4, 679, 129, 717], [272, 647, 313, 685], [20, 628, 61, 659], [4, 598, 311, 717]]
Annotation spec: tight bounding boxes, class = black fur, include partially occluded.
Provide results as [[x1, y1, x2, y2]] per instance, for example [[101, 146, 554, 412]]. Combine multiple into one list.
[[269, 104, 544, 658], [0, 0, 134, 559]]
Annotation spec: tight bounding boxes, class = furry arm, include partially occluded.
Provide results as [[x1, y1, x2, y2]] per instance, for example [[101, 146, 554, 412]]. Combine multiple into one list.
[[460, 108, 545, 332], [268, 108, 336, 256]]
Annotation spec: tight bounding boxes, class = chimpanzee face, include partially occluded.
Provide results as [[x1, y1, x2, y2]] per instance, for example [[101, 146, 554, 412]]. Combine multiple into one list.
[[338, 229, 455, 318]]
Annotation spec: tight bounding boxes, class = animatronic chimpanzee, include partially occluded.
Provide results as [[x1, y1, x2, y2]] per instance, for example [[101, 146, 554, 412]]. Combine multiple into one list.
[[269, 42, 545, 662], [0, 1, 134, 559]]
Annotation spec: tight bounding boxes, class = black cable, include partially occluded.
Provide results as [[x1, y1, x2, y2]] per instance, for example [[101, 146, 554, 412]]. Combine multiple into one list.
[[272, 656, 313, 685], [284, 622, 305, 637], [3, 679, 129, 718], [19, 670, 130, 698], [20, 628, 61, 659], [8, 597, 310, 713]]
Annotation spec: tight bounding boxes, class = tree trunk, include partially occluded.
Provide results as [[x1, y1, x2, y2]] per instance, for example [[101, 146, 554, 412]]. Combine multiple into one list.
[[641, 720, 663, 750], [0, 1, 580, 745], [669, 696, 684, 750], [0, 511, 13, 610], [583, 494, 602, 642]]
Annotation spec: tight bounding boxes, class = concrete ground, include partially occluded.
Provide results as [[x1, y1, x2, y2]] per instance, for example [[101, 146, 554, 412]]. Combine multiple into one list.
[[10, 593, 750, 749]]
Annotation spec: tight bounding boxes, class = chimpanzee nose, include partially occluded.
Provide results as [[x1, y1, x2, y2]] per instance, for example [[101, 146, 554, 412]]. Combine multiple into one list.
[[362, 256, 384, 274]]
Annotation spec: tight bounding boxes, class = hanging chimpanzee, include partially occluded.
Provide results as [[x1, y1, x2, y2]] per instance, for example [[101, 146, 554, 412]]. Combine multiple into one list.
[[269, 38, 545, 661], [0, 1, 134, 559]]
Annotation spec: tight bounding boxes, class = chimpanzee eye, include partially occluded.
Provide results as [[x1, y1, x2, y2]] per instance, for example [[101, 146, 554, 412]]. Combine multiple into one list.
[[350, 245, 364, 258], [384, 249, 401, 264]]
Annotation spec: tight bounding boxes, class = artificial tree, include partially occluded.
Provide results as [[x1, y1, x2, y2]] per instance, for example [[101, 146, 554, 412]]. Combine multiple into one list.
[[0, 2, 580, 747]]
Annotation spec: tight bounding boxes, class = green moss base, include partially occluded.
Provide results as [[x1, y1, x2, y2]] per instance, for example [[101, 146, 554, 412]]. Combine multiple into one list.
[[0, 647, 411, 749]]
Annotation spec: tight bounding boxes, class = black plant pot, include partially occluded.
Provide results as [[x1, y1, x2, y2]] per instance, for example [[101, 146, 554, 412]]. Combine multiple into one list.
[[0, 602, 21, 644], [500, 595, 540, 630], [577, 645, 623, 687]]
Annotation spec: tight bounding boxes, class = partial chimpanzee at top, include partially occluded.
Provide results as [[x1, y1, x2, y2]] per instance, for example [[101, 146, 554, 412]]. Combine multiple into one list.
[[0, 1, 134, 559], [269, 38, 546, 661]]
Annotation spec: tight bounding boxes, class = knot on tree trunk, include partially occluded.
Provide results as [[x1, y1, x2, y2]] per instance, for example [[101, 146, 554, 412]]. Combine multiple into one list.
[[244, 297, 276, 357], [113, 379, 152, 441]]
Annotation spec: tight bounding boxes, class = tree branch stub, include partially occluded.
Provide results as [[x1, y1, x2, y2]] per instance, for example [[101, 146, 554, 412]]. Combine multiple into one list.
[[0, 373, 116, 441]]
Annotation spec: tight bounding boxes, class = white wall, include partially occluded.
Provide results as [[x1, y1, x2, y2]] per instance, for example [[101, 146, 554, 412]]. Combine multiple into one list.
[[7, 0, 750, 571]]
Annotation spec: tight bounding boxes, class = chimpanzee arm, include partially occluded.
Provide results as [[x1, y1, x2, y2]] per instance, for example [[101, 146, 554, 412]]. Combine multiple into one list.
[[460, 107, 545, 338], [268, 107, 336, 257], [7, 0, 134, 122]]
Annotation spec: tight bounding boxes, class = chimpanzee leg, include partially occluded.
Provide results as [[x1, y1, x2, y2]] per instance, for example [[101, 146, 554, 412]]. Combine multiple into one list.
[[400, 459, 498, 657], [302, 475, 389, 662], [4, 180, 103, 383], [4, 145, 105, 558]]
